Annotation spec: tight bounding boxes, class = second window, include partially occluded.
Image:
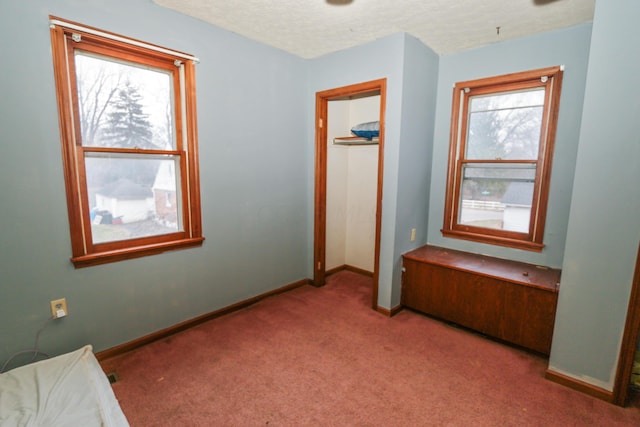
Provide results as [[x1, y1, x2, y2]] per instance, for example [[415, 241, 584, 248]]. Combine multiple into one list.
[[442, 66, 563, 251]]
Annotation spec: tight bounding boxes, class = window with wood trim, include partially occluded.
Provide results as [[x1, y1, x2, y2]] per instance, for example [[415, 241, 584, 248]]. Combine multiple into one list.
[[49, 17, 203, 267], [442, 66, 563, 251]]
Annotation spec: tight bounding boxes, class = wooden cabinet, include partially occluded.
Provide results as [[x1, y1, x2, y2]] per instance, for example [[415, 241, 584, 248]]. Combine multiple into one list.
[[401, 245, 561, 355]]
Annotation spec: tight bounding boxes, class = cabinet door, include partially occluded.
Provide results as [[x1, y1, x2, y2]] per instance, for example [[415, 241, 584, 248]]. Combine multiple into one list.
[[455, 272, 504, 338], [511, 288, 557, 354], [402, 260, 503, 333], [402, 259, 454, 317], [402, 256, 557, 355]]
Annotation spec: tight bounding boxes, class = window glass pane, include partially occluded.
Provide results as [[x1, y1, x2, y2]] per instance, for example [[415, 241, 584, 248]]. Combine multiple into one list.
[[463, 163, 536, 181], [75, 52, 175, 149], [470, 90, 545, 112], [466, 89, 544, 160], [85, 153, 182, 244], [459, 164, 535, 233]]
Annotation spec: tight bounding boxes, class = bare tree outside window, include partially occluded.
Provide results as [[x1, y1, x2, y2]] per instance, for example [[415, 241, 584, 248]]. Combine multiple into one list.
[[75, 53, 174, 150], [442, 67, 563, 251], [75, 58, 122, 147], [74, 52, 180, 243], [50, 17, 203, 267], [459, 89, 544, 232]]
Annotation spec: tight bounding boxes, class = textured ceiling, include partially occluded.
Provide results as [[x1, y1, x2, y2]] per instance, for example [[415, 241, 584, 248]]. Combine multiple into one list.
[[152, 0, 595, 58]]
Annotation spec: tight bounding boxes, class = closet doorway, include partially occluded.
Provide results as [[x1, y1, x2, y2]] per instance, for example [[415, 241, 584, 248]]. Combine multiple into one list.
[[313, 79, 386, 310]]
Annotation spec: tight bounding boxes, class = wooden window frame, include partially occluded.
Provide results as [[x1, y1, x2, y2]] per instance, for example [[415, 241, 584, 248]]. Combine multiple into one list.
[[442, 66, 563, 251], [49, 17, 203, 268]]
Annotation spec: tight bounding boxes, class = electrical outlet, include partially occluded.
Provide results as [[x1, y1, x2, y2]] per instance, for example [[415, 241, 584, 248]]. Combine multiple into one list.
[[410, 228, 416, 242], [50, 298, 68, 319]]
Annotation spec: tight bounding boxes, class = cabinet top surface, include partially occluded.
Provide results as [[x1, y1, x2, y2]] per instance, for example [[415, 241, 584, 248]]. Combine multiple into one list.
[[402, 245, 561, 291]]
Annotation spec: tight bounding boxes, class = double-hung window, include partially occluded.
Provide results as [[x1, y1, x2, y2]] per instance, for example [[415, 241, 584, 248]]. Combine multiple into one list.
[[442, 66, 563, 251], [49, 17, 203, 267]]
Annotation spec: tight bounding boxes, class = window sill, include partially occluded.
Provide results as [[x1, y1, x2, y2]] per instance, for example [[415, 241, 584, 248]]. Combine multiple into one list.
[[441, 229, 544, 252], [71, 237, 204, 268]]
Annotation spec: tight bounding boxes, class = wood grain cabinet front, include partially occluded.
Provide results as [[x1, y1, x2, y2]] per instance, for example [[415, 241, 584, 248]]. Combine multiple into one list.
[[401, 245, 561, 355]]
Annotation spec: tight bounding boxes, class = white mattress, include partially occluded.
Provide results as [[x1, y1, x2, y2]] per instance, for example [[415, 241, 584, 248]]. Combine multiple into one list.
[[0, 345, 129, 427]]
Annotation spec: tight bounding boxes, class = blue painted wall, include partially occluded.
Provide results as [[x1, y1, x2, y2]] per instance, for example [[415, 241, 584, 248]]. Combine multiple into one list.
[[306, 33, 439, 309], [306, 33, 406, 309], [549, 0, 640, 390], [426, 23, 592, 268], [391, 35, 439, 304], [0, 0, 308, 368]]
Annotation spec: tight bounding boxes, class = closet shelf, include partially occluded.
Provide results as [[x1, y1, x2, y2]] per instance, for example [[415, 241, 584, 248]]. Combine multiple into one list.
[[333, 136, 379, 145]]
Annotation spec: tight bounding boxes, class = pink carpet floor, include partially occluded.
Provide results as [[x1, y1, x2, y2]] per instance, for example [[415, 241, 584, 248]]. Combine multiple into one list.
[[101, 270, 640, 426]]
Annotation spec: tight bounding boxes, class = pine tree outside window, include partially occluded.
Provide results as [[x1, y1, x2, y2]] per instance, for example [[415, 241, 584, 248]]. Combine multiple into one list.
[[49, 17, 203, 267]]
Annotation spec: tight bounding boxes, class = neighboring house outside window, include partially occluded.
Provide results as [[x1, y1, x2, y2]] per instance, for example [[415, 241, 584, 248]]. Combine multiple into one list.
[[442, 66, 563, 251], [49, 17, 203, 267], [153, 161, 179, 228]]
